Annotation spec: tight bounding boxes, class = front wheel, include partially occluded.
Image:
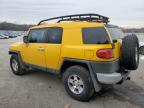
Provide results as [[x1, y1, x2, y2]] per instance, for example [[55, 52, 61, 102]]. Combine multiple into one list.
[[10, 55, 26, 75], [63, 65, 94, 101]]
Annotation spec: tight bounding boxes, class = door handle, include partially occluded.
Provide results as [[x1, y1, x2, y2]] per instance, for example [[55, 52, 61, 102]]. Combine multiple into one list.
[[37, 47, 44, 51]]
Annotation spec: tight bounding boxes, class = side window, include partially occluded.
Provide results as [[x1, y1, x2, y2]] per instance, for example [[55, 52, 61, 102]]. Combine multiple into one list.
[[28, 29, 46, 43], [82, 27, 110, 44], [46, 28, 63, 44]]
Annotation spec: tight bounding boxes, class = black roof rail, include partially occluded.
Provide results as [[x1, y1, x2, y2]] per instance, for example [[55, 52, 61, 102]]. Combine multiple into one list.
[[38, 13, 109, 25]]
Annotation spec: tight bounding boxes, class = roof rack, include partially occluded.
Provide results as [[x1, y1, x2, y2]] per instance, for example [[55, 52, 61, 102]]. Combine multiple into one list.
[[38, 13, 109, 25]]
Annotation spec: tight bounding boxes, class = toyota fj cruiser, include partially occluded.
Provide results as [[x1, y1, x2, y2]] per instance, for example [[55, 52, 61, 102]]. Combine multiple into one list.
[[9, 14, 140, 101]]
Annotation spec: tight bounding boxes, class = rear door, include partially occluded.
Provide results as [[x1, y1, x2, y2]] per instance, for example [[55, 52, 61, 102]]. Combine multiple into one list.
[[44, 27, 63, 70]]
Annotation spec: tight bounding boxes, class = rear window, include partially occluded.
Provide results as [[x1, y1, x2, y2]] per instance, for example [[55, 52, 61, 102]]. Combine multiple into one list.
[[107, 26, 124, 40], [82, 27, 110, 44]]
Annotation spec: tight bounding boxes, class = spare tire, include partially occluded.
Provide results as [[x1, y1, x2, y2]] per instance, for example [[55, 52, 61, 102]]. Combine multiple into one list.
[[121, 34, 139, 70]]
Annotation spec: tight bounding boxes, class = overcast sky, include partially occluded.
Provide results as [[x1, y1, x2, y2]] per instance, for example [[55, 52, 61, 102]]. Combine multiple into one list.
[[0, 0, 144, 28]]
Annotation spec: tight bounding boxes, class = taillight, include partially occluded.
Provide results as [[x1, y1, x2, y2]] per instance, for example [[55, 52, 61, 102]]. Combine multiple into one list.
[[96, 49, 114, 59]]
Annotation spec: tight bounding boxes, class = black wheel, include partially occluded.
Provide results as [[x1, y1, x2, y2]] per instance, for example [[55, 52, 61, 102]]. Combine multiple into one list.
[[63, 65, 94, 101], [10, 55, 26, 75], [121, 34, 139, 70]]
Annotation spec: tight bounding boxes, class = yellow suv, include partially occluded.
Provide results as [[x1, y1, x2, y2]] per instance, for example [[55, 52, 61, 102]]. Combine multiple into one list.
[[9, 14, 140, 101]]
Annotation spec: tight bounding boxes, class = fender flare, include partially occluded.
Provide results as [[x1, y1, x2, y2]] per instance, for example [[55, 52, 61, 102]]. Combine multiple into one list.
[[9, 51, 26, 70], [60, 58, 101, 92]]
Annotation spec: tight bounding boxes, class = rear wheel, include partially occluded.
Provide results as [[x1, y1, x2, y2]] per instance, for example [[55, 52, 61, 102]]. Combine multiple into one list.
[[10, 55, 26, 75], [63, 65, 94, 101], [121, 34, 139, 70]]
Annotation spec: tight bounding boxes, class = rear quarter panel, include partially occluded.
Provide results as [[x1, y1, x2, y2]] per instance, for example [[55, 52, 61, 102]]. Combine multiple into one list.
[[59, 27, 120, 69]]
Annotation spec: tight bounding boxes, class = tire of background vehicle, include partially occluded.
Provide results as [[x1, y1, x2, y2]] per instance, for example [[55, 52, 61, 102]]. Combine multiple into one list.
[[121, 34, 139, 70], [10, 55, 26, 75], [63, 65, 95, 101]]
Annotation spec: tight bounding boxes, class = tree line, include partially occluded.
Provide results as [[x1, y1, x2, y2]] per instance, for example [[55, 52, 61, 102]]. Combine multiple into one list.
[[0, 22, 34, 31], [0, 22, 144, 33]]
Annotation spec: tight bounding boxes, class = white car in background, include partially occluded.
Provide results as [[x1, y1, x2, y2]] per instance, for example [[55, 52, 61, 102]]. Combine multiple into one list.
[[0, 35, 9, 39], [139, 42, 144, 55], [4, 35, 9, 39], [140, 42, 144, 47]]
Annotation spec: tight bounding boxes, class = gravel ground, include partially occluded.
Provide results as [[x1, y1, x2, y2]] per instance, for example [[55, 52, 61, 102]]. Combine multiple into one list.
[[0, 37, 144, 108]]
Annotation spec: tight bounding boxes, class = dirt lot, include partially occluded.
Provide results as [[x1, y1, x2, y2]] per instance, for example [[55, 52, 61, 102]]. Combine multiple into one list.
[[0, 37, 144, 108]]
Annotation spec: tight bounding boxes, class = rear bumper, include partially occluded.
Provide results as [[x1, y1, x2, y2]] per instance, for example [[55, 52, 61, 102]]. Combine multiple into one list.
[[97, 73, 122, 84], [90, 59, 130, 84], [96, 71, 130, 84], [90, 59, 120, 74]]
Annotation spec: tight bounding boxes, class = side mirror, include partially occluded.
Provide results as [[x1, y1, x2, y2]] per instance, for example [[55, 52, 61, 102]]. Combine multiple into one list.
[[23, 36, 29, 43]]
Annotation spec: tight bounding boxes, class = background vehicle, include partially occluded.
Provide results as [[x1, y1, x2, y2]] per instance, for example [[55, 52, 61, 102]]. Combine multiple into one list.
[[139, 42, 144, 55], [9, 14, 140, 101], [0, 34, 9, 39]]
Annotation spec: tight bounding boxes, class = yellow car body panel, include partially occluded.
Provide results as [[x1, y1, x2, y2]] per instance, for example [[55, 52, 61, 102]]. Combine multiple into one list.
[[45, 44, 62, 69], [31, 22, 105, 29], [21, 43, 46, 67], [9, 42, 23, 52], [9, 22, 121, 71]]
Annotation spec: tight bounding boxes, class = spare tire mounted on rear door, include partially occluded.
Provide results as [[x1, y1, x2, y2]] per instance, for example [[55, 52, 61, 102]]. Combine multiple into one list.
[[121, 34, 139, 70]]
